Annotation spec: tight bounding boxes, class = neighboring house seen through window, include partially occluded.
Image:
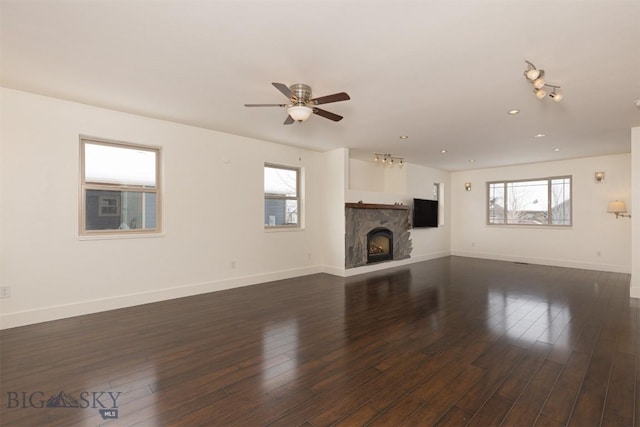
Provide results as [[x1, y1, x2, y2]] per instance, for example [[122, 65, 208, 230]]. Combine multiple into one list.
[[264, 164, 300, 228], [488, 176, 571, 226], [80, 137, 161, 235]]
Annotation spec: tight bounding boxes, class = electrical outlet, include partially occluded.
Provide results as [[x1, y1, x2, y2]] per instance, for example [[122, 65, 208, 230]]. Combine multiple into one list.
[[0, 286, 10, 299]]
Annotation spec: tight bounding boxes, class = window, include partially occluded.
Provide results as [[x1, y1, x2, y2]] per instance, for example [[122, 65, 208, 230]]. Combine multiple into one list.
[[264, 164, 300, 228], [80, 137, 161, 235], [488, 176, 571, 226]]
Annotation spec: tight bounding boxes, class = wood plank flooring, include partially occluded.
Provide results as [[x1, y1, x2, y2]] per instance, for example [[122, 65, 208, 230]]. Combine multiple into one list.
[[0, 256, 637, 426]]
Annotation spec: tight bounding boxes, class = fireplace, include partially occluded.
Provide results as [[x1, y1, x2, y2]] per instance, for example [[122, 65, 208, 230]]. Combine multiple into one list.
[[345, 202, 412, 269], [367, 227, 393, 264]]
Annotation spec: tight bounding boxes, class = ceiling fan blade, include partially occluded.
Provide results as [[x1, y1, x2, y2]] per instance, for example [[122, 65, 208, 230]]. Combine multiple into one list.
[[283, 115, 294, 125], [244, 103, 287, 107], [272, 82, 296, 101], [313, 107, 343, 122], [310, 92, 350, 105]]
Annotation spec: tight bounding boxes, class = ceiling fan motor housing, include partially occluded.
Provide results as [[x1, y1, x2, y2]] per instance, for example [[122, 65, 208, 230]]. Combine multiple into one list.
[[289, 83, 312, 105]]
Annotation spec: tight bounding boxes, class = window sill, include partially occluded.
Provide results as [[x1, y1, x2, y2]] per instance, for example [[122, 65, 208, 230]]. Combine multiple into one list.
[[79, 232, 165, 241], [486, 224, 572, 229], [264, 227, 305, 233]]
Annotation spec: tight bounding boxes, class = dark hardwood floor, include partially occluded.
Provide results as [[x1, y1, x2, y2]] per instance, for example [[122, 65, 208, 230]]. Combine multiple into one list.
[[1, 256, 637, 426]]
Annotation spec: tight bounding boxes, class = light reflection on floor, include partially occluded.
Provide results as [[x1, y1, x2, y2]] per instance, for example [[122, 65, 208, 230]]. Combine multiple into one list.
[[486, 290, 573, 350], [261, 319, 299, 392]]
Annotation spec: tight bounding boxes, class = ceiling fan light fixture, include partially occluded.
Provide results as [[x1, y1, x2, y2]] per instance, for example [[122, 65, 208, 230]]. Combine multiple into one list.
[[287, 105, 313, 122], [245, 82, 349, 125]]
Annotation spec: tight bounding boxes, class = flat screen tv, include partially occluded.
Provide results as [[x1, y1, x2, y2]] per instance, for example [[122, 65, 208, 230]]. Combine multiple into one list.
[[413, 198, 438, 228]]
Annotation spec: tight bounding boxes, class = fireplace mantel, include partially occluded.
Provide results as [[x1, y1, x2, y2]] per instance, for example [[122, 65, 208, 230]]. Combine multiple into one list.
[[345, 202, 409, 210]]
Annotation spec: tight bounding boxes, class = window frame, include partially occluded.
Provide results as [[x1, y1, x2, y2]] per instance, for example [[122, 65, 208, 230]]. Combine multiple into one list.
[[487, 175, 572, 227], [264, 163, 301, 229], [434, 182, 445, 226], [79, 136, 162, 236]]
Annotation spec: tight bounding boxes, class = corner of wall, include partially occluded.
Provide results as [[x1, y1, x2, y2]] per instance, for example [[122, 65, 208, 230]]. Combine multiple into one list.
[[631, 126, 640, 298]]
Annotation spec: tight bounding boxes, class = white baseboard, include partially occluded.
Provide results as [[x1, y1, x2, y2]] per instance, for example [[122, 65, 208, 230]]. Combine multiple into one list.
[[327, 251, 452, 278], [0, 265, 323, 330], [3, 253, 631, 329], [451, 250, 631, 274]]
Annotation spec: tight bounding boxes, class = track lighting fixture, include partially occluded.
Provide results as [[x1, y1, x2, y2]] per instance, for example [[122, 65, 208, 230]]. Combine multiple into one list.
[[524, 60, 563, 102], [374, 153, 404, 167]]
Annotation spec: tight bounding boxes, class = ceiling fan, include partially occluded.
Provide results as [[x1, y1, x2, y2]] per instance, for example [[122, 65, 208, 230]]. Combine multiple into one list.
[[244, 83, 350, 124]]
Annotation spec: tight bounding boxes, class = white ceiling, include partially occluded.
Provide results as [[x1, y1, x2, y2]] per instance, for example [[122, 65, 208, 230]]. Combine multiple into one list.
[[2, 0, 639, 171]]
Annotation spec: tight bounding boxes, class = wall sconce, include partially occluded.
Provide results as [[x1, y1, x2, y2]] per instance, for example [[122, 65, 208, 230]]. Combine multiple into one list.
[[594, 171, 605, 183], [608, 200, 631, 218], [464, 182, 472, 191], [374, 153, 404, 167]]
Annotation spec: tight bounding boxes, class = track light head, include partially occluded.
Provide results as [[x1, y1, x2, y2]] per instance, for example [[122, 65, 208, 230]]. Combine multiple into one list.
[[524, 60, 544, 81], [533, 78, 546, 89], [535, 88, 547, 99], [526, 69, 540, 80], [549, 91, 563, 102]]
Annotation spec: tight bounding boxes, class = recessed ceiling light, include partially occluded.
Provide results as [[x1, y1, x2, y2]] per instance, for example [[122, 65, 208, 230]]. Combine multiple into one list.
[[469, 159, 475, 163], [440, 150, 447, 154], [534, 133, 546, 138], [508, 109, 520, 115], [399, 135, 409, 140], [553, 148, 560, 152]]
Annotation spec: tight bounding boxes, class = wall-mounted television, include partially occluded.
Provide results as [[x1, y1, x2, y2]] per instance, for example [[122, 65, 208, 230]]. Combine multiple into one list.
[[413, 198, 438, 228]]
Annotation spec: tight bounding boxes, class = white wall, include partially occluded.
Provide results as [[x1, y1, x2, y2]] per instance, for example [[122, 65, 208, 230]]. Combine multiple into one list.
[[345, 158, 451, 276], [1, 88, 634, 329], [349, 157, 384, 192], [631, 127, 640, 297], [405, 163, 451, 262], [451, 154, 632, 273], [321, 148, 348, 275], [0, 88, 327, 328]]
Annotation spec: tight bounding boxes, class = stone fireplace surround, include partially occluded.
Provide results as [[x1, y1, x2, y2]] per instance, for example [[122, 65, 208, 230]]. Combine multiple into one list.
[[345, 202, 413, 269]]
